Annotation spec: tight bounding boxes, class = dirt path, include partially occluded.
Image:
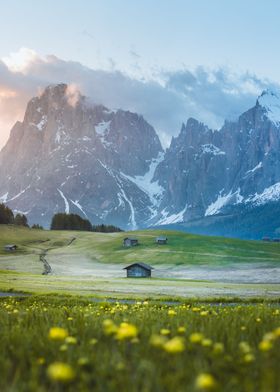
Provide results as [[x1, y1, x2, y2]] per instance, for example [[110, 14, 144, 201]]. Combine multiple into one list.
[[40, 250, 52, 275]]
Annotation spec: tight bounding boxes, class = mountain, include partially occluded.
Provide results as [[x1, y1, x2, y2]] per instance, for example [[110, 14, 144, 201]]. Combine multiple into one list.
[[0, 84, 163, 229], [0, 84, 280, 238], [152, 89, 280, 238]]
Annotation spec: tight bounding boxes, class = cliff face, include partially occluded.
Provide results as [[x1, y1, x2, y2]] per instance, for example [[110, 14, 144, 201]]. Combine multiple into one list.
[[1, 84, 280, 237], [153, 90, 280, 230], [0, 84, 163, 229]]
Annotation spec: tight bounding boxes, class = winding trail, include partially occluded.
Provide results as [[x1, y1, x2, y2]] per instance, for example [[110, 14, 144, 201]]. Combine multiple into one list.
[[40, 250, 52, 275]]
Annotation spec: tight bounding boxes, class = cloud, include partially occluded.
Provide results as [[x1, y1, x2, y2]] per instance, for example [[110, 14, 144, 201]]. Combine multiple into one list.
[[0, 48, 279, 150]]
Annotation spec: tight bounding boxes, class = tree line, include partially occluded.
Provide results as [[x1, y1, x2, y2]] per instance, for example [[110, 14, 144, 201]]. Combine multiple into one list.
[[0, 203, 35, 227], [0, 203, 122, 232], [50, 213, 122, 232]]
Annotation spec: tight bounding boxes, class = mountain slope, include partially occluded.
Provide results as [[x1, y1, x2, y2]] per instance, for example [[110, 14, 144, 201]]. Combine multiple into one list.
[[152, 89, 280, 237], [1, 85, 280, 237], [0, 84, 163, 229]]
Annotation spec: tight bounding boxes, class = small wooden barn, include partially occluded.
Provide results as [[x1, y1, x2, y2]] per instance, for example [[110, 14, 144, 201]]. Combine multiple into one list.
[[4, 244, 17, 252], [123, 237, 139, 247], [155, 236, 168, 245], [124, 262, 153, 278]]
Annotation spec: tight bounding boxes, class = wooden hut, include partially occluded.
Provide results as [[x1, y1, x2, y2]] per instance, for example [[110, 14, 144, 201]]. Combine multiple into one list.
[[155, 236, 168, 245], [4, 244, 17, 252], [123, 237, 139, 247], [123, 262, 153, 278]]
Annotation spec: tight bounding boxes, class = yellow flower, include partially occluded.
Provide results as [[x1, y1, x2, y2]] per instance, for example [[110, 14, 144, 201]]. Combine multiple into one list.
[[89, 338, 98, 345], [256, 318, 261, 323], [201, 339, 212, 347], [195, 373, 217, 390], [177, 326, 186, 334], [103, 319, 118, 335], [163, 337, 185, 354], [212, 342, 224, 354], [59, 344, 68, 352], [259, 340, 273, 352], [67, 317, 73, 321], [273, 327, 280, 337], [48, 327, 68, 341], [168, 309, 177, 316], [190, 332, 204, 344], [244, 353, 255, 363], [200, 311, 209, 317], [149, 334, 167, 348], [160, 328, 171, 336], [116, 322, 138, 340], [65, 336, 77, 345], [47, 362, 75, 383], [239, 341, 251, 354], [240, 326, 246, 331], [78, 357, 89, 366]]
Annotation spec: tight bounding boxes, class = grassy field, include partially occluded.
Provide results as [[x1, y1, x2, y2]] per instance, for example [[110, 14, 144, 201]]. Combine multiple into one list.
[[0, 295, 279, 391], [1, 224, 280, 265], [0, 225, 279, 299]]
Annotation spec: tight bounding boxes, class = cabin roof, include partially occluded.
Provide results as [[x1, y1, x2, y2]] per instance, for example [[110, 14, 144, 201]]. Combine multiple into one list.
[[156, 236, 167, 240], [5, 244, 17, 248], [123, 262, 153, 271], [123, 237, 138, 241]]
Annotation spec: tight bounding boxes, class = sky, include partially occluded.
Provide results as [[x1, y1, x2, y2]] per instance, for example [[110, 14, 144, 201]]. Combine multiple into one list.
[[1, 0, 280, 148]]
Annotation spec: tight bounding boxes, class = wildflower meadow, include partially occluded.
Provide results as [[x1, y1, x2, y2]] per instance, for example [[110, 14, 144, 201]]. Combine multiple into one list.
[[0, 296, 279, 391]]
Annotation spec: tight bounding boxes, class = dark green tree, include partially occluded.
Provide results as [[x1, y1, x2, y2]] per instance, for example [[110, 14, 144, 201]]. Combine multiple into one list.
[[50, 213, 92, 231], [0, 203, 14, 224], [14, 213, 29, 227]]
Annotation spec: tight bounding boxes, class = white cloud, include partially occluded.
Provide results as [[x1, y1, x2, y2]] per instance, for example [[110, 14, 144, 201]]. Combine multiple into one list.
[[0, 48, 279, 150]]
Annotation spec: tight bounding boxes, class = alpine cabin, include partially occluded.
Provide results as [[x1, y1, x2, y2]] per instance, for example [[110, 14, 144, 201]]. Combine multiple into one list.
[[124, 262, 153, 278], [155, 236, 168, 245], [123, 237, 139, 247]]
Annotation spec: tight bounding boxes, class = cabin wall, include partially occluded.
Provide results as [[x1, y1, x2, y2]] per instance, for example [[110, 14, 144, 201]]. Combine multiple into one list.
[[126, 265, 151, 278]]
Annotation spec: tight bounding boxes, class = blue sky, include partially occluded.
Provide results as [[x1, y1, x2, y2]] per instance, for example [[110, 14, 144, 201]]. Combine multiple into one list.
[[1, 0, 280, 148], [1, 0, 280, 79]]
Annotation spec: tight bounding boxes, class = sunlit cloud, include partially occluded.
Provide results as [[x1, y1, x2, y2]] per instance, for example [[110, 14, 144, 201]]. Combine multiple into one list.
[[0, 48, 279, 150]]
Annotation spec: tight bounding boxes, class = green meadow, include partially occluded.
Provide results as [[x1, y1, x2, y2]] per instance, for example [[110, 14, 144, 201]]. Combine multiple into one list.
[[0, 296, 279, 392], [0, 225, 279, 299]]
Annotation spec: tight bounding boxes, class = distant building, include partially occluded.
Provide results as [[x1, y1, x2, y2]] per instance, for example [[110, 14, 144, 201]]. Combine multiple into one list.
[[272, 238, 280, 242], [123, 237, 139, 247], [155, 236, 168, 245], [123, 262, 153, 278], [262, 237, 271, 242], [4, 244, 17, 252]]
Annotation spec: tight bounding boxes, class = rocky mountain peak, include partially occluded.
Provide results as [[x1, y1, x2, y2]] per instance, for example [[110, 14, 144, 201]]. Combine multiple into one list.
[[257, 89, 280, 126]]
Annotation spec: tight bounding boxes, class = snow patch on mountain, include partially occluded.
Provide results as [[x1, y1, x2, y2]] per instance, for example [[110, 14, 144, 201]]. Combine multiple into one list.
[[37, 115, 47, 131], [0, 192, 8, 202], [57, 188, 70, 213], [156, 204, 188, 225], [95, 121, 112, 147], [120, 152, 164, 217], [205, 191, 233, 216], [8, 186, 31, 202], [258, 90, 280, 126], [205, 188, 244, 216], [70, 199, 88, 218], [201, 144, 226, 156], [247, 182, 280, 206], [246, 162, 263, 175]]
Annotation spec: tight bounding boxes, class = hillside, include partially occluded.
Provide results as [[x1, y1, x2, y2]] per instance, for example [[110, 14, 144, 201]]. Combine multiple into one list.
[[0, 225, 280, 266], [0, 225, 279, 298]]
